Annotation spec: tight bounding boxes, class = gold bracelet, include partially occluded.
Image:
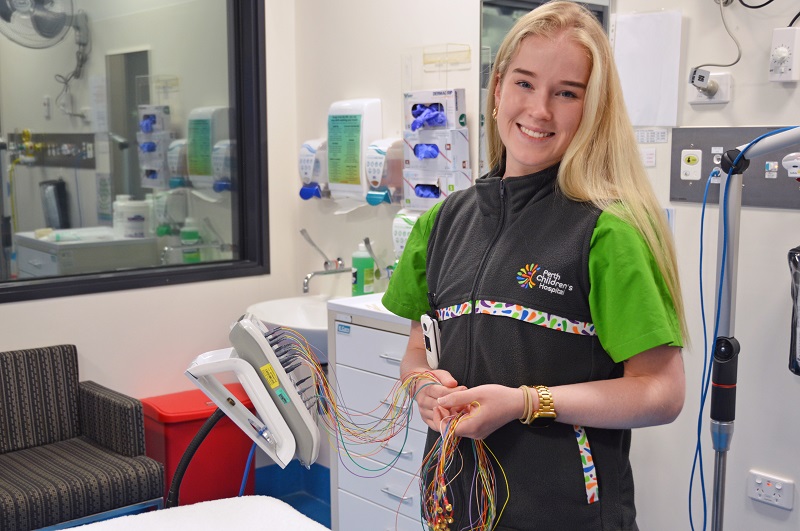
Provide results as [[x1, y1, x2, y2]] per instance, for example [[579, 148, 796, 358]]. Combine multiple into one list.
[[519, 385, 531, 424], [525, 386, 538, 424], [519, 385, 557, 426], [531, 385, 557, 427]]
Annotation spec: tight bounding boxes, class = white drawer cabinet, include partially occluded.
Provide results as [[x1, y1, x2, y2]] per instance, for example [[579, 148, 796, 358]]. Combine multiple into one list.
[[339, 491, 422, 531], [338, 455, 421, 521], [335, 323, 408, 378], [327, 294, 426, 531]]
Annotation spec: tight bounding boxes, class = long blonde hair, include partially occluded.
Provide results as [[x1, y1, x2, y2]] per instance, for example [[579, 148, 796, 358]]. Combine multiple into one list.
[[487, 1, 687, 340]]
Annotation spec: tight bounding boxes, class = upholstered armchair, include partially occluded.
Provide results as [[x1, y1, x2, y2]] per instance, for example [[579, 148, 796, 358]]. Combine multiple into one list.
[[0, 345, 165, 530]]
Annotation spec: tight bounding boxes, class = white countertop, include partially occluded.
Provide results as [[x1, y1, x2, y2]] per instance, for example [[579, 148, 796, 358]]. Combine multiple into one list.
[[327, 292, 411, 326]]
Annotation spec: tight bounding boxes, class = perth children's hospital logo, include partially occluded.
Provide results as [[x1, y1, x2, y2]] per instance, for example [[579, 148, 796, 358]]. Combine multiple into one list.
[[516, 263, 540, 288], [517, 263, 574, 295]]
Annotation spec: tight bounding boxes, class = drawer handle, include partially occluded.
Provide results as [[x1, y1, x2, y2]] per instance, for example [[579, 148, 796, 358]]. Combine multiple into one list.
[[381, 487, 413, 503], [27, 259, 43, 268], [379, 353, 403, 364], [384, 446, 412, 458]]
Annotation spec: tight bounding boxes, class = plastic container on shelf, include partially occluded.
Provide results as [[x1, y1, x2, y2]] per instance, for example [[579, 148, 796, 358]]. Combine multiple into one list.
[[180, 217, 201, 264], [112, 194, 131, 238], [141, 383, 255, 505], [351, 242, 374, 296], [117, 199, 150, 239]]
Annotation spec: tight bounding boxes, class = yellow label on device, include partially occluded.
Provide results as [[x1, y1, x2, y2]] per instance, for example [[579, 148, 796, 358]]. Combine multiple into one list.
[[260, 364, 280, 388]]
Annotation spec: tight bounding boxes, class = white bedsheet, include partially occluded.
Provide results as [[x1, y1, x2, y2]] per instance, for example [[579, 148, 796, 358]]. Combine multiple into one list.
[[76, 496, 330, 530]]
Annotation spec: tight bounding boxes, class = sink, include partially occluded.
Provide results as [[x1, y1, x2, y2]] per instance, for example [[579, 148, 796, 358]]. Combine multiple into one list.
[[246, 294, 330, 364]]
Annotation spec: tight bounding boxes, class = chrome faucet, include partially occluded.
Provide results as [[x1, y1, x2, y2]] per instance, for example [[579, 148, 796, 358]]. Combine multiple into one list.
[[302, 267, 354, 293], [300, 229, 350, 293]]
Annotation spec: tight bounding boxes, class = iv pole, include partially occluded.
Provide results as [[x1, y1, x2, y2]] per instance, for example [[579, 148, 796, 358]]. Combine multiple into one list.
[[710, 126, 800, 531]]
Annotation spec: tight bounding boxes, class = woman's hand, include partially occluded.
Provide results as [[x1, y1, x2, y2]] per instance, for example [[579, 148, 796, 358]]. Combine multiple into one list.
[[410, 369, 466, 432], [435, 384, 524, 440], [400, 321, 467, 432]]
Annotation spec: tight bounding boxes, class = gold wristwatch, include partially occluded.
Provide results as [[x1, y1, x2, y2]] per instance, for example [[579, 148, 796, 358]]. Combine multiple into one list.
[[531, 385, 557, 427]]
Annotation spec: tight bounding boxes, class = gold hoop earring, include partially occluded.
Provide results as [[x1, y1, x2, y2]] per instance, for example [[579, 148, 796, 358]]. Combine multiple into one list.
[[492, 107, 498, 119]]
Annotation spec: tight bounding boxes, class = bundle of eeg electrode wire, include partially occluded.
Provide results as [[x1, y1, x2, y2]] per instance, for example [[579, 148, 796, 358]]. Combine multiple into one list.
[[187, 313, 508, 531], [273, 325, 508, 531]]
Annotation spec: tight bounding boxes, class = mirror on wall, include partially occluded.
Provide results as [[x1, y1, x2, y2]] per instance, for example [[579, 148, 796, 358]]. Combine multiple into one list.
[[479, 0, 610, 173], [0, 0, 268, 302]]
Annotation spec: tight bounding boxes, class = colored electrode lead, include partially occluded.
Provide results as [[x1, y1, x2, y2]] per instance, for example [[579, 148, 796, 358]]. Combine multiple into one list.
[[265, 326, 508, 530]]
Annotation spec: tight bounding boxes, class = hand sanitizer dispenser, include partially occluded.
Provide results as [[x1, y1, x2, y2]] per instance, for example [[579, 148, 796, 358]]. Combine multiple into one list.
[[187, 106, 230, 190], [326, 99, 382, 205], [365, 138, 403, 205], [298, 138, 328, 200]]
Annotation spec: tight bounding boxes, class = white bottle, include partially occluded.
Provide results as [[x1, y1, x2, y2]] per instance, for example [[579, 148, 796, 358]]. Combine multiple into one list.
[[112, 194, 131, 238], [120, 200, 150, 238], [145, 193, 156, 237]]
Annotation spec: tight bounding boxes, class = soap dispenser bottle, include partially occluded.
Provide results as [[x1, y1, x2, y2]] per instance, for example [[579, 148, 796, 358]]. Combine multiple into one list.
[[180, 217, 202, 264], [352, 242, 374, 296]]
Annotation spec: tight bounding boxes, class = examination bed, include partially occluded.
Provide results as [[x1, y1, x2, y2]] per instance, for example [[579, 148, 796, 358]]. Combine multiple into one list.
[[75, 496, 329, 530]]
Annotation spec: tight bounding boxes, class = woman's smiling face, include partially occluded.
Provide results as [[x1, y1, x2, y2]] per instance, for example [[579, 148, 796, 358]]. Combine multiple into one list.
[[494, 31, 591, 178]]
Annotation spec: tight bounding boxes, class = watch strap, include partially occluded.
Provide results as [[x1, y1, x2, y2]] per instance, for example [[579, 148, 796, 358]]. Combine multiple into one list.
[[531, 385, 556, 427]]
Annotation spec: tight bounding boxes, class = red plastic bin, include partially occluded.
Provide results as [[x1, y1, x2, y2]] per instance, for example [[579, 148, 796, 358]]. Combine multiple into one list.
[[141, 383, 256, 506]]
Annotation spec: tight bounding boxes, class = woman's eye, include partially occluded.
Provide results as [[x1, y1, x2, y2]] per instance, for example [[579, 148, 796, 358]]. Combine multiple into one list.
[[515, 80, 532, 89], [557, 90, 578, 99]]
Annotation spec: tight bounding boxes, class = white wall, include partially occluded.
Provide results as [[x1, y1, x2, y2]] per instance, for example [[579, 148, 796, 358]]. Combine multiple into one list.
[[616, 1, 800, 530], [1, 1, 799, 529]]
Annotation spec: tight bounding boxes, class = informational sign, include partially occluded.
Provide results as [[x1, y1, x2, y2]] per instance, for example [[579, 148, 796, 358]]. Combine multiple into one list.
[[328, 114, 362, 186]]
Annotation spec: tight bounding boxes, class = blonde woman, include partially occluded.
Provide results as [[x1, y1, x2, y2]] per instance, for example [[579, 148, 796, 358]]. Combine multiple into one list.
[[383, 1, 686, 529]]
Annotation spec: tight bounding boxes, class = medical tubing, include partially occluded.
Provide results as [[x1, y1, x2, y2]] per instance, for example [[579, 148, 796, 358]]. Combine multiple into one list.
[[240, 442, 258, 496], [166, 407, 226, 508], [690, 157, 740, 531], [689, 128, 789, 530], [691, 162, 734, 531], [689, 171, 715, 531]]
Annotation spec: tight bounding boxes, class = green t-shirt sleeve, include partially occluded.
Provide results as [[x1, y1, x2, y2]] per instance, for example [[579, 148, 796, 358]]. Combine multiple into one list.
[[589, 211, 683, 363], [382, 204, 443, 321]]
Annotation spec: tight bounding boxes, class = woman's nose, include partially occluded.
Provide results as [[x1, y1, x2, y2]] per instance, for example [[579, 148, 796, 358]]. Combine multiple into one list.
[[528, 93, 553, 121]]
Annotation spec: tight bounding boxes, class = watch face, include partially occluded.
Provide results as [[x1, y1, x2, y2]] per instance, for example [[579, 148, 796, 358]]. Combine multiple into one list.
[[531, 411, 557, 427]]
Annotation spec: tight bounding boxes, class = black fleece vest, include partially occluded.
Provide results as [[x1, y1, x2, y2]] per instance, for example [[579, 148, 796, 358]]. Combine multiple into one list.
[[424, 165, 637, 530]]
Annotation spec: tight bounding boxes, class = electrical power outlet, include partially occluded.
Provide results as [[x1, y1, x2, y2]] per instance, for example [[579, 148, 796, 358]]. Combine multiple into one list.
[[679, 149, 702, 181], [747, 470, 794, 510], [690, 73, 732, 105], [769, 27, 800, 82]]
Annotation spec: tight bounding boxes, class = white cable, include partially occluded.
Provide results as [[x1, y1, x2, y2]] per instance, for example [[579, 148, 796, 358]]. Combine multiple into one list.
[[692, 0, 743, 70]]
